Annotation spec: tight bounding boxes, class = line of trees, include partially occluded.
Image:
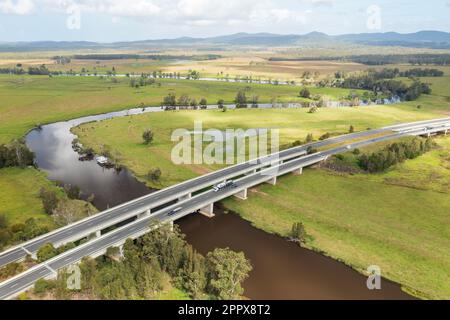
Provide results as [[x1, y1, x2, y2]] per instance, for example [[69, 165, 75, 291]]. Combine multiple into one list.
[[35, 222, 252, 300], [161, 94, 209, 110], [270, 54, 450, 65], [337, 71, 432, 101], [129, 76, 156, 88], [71, 54, 221, 61], [0, 64, 65, 76], [358, 138, 434, 173]]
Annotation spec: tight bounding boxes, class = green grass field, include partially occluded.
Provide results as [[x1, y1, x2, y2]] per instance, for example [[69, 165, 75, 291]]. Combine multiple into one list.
[[222, 136, 450, 300], [74, 102, 444, 188], [72, 82, 450, 299], [0, 74, 362, 144], [0, 168, 57, 227], [1, 69, 449, 298]]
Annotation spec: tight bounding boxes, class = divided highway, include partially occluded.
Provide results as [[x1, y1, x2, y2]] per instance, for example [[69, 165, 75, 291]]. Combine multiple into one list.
[[0, 118, 449, 299], [3, 120, 440, 268]]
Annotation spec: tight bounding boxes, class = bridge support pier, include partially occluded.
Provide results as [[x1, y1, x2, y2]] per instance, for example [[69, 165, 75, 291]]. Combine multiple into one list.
[[265, 176, 277, 186], [234, 188, 248, 200], [95, 230, 101, 238], [293, 167, 303, 175], [199, 203, 215, 218]]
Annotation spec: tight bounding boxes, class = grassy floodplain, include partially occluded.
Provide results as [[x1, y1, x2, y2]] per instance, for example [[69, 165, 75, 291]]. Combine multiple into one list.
[[0, 74, 362, 144], [73, 101, 445, 188], [1, 69, 449, 298], [223, 136, 450, 300], [72, 74, 450, 299], [0, 168, 57, 227]]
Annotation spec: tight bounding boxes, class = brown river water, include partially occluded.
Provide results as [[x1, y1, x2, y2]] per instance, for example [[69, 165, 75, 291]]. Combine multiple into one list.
[[25, 107, 414, 300]]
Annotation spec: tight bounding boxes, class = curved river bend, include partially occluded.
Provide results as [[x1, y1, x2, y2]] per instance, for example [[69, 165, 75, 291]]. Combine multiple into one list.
[[25, 107, 413, 300]]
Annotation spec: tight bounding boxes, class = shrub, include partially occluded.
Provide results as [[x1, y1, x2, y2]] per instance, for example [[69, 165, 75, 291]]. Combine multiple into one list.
[[148, 168, 162, 182]]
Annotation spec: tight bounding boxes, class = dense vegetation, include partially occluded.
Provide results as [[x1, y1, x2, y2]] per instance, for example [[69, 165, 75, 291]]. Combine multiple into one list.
[[358, 138, 435, 173], [0, 216, 49, 251], [32, 222, 252, 300], [0, 140, 35, 169], [70, 54, 222, 61], [336, 69, 433, 101], [270, 54, 450, 65]]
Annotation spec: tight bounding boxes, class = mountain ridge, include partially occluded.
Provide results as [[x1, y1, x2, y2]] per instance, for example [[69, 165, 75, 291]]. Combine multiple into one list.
[[2, 31, 450, 50]]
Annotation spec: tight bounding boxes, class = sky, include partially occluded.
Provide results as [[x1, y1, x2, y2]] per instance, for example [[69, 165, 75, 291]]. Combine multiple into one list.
[[0, 0, 450, 42]]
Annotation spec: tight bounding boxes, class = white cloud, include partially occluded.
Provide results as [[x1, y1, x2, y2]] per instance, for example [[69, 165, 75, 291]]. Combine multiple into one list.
[[1, 0, 308, 28], [175, 0, 307, 27], [0, 0, 34, 15], [301, 0, 335, 6]]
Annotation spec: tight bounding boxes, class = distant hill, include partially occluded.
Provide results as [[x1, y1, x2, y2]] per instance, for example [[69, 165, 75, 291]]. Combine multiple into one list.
[[2, 31, 450, 51]]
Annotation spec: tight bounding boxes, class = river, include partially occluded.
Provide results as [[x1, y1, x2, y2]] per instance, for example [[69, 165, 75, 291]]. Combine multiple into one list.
[[25, 107, 414, 300]]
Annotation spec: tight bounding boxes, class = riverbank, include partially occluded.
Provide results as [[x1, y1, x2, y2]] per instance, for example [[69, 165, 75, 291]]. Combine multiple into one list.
[[15, 101, 424, 299], [0, 74, 362, 144], [72, 106, 441, 189], [223, 136, 450, 300], [70, 107, 450, 299]]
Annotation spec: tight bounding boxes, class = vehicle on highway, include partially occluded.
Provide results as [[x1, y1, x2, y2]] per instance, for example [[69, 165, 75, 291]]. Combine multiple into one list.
[[168, 207, 183, 216], [346, 145, 352, 150], [213, 180, 237, 192]]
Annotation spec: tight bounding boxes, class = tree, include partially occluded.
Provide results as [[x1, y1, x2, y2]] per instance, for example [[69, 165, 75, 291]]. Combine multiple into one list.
[[290, 222, 307, 245], [162, 93, 176, 107], [148, 168, 162, 182], [0, 140, 34, 168], [217, 99, 225, 109], [142, 129, 154, 145], [106, 246, 121, 259], [39, 188, 59, 215], [319, 132, 331, 141], [64, 184, 80, 200], [349, 125, 355, 133], [190, 99, 198, 109], [177, 94, 190, 108], [37, 243, 58, 263], [79, 257, 97, 292], [299, 87, 311, 99], [206, 248, 252, 300], [140, 222, 187, 277], [0, 229, 12, 248], [181, 245, 206, 299], [34, 278, 55, 295], [250, 95, 259, 108], [234, 91, 247, 108], [200, 98, 208, 108], [305, 133, 314, 143], [17, 218, 49, 241]]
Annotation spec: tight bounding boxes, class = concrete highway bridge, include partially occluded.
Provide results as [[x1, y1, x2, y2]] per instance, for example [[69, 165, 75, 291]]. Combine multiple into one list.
[[0, 118, 449, 299]]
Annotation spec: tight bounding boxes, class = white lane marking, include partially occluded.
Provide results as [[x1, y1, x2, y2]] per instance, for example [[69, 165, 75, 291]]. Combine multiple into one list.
[[9, 283, 18, 289], [39, 269, 48, 275], [64, 257, 72, 262]]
